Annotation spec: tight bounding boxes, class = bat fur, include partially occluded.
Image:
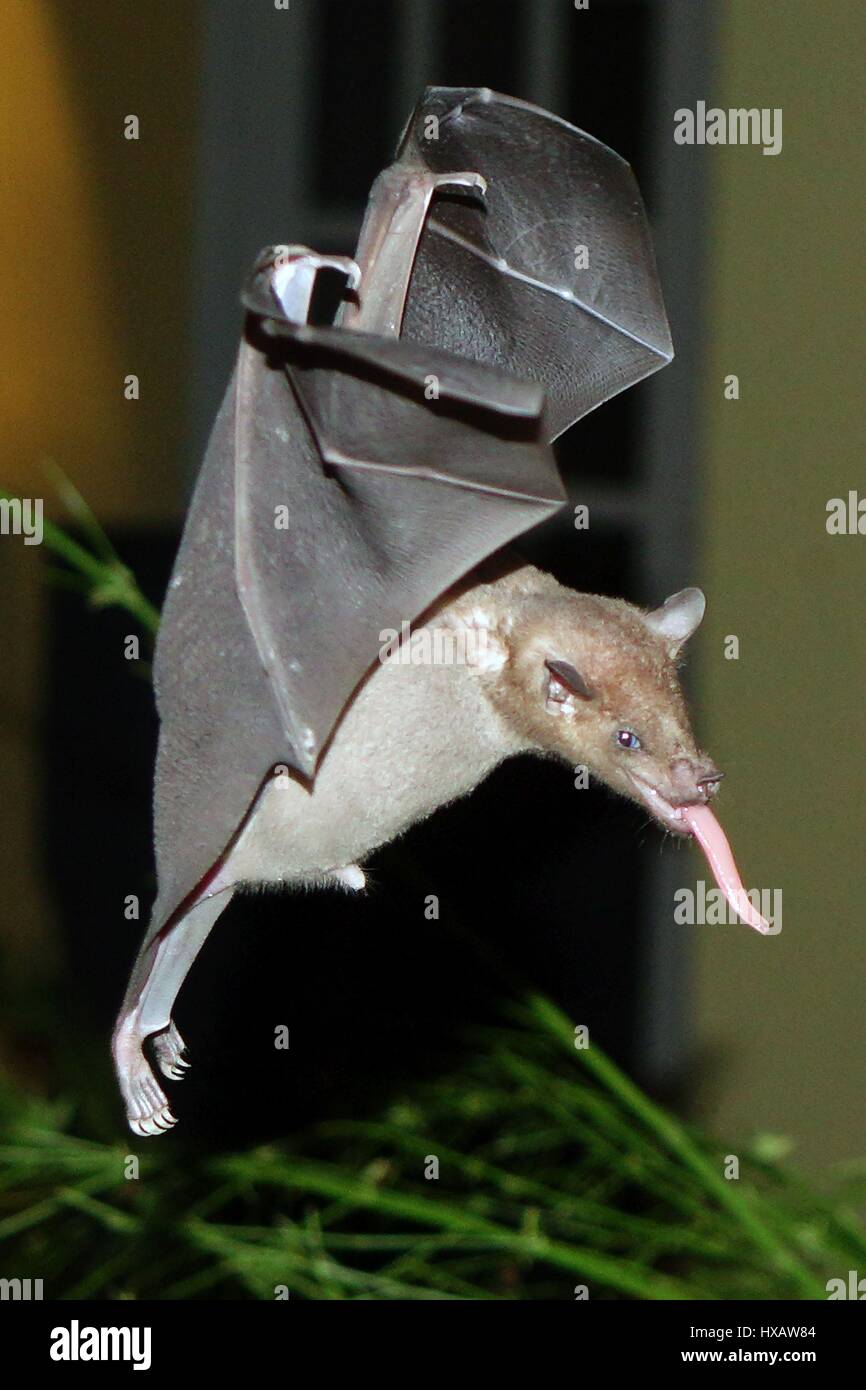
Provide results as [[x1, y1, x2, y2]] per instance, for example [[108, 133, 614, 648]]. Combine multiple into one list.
[[114, 563, 720, 1136], [112, 87, 694, 1136], [229, 563, 715, 890]]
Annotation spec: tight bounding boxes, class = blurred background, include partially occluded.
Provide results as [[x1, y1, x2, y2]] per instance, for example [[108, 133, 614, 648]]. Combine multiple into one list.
[[1, 0, 864, 1185]]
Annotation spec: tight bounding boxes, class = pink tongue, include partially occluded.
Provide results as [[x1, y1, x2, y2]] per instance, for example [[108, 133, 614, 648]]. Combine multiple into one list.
[[679, 804, 771, 935]]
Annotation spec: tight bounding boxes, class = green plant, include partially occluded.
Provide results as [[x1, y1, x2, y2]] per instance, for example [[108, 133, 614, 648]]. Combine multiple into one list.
[[1, 480, 862, 1300], [1, 997, 863, 1300], [1, 467, 160, 637]]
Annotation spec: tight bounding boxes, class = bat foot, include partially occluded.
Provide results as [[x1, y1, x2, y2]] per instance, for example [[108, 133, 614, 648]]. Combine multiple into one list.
[[129, 1102, 178, 1140], [125, 1065, 178, 1138], [151, 1020, 191, 1081], [113, 1011, 180, 1138], [333, 864, 366, 892]]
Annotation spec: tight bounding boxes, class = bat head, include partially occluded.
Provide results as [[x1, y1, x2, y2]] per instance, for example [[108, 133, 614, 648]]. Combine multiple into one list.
[[488, 584, 721, 833], [469, 570, 769, 932]]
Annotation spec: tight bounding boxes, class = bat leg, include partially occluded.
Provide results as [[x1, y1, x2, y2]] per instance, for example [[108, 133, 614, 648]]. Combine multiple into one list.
[[112, 886, 234, 1137]]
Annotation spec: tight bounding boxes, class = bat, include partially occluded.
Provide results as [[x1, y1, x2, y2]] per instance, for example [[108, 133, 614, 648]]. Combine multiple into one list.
[[113, 88, 767, 1138]]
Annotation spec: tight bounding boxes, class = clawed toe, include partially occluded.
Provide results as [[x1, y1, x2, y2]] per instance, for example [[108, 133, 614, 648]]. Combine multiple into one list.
[[151, 1021, 191, 1081], [130, 1103, 178, 1138], [126, 1064, 179, 1137]]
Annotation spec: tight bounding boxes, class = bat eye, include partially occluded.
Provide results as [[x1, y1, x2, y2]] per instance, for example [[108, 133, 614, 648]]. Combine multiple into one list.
[[616, 729, 641, 751]]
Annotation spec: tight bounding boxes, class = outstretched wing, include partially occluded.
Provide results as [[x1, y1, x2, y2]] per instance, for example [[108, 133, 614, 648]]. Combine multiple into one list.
[[395, 86, 673, 441]]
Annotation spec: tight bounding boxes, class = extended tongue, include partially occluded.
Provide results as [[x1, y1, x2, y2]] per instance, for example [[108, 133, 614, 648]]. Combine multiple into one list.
[[678, 804, 771, 935]]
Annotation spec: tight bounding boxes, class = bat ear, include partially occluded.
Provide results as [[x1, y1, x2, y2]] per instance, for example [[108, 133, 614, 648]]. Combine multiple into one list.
[[545, 658, 594, 702], [644, 588, 706, 653]]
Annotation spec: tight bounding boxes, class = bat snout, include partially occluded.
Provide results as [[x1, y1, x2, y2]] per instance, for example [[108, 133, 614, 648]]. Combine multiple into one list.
[[669, 758, 725, 804]]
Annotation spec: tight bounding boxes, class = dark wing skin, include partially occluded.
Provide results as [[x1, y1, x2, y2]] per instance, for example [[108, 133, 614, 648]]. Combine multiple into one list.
[[148, 89, 673, 934], [150, 281, 563, 934], [148, 345, 291, 935], [394, 87, 673, 441]]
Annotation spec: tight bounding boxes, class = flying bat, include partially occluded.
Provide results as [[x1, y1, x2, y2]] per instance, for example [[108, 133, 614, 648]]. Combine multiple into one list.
[[113, 88, 768, 1138]]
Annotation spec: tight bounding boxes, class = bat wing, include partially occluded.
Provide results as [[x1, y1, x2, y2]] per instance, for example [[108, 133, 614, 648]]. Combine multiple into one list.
[[149, 78, 674, 930], [150, 292, 563, 931], [395, 87, 673, 441]]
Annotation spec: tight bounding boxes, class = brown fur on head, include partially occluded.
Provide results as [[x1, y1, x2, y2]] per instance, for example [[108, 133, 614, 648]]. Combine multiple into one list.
[[468, 568, 722, 832]]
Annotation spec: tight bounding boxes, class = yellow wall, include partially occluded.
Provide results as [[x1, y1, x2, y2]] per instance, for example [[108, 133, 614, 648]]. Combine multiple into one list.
[[696, 0, 866, 1166], [0, 1, 197, 981], [0, 0, 197, 523]]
